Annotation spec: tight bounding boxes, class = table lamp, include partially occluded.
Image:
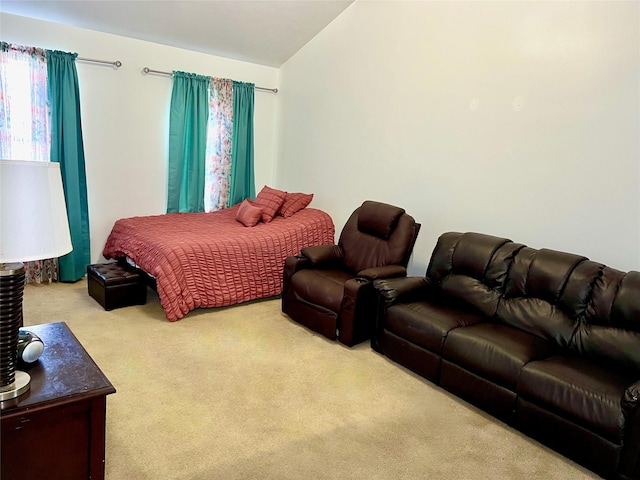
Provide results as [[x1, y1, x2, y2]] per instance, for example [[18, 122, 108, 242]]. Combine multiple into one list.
[[0, 160, 72, 401]]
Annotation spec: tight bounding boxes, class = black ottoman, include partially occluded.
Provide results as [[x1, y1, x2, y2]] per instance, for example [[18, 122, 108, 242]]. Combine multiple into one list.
[[87, 262, 147, 311]]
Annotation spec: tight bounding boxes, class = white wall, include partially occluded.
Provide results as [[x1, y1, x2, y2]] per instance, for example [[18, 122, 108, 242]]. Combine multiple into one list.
[[277, 0, 640, 274], [3, 3, 639, 275], [1, 13, 279, 263]]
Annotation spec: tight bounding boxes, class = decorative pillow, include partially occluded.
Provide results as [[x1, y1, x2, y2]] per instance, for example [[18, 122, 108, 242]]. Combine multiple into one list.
[[236, 199, 263, 227], [253, 186, 287, 223], [279, 192, 314, 218]]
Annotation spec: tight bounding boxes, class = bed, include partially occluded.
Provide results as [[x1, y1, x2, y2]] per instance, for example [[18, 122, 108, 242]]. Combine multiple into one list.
[[102, 204, 335, 321]]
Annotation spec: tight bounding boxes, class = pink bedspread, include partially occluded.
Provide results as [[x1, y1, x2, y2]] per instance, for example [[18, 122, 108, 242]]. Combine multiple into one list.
[[103, 206, 335, 321]]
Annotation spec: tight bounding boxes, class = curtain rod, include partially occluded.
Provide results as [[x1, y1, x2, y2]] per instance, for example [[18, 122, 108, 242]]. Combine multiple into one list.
[[3, 44, 121, 68], [77, 57, 122, 68], [142, 67, 278, 93]]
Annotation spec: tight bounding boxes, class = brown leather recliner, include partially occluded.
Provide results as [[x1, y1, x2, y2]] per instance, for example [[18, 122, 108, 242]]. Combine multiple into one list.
[[282, 200, 420, 347]]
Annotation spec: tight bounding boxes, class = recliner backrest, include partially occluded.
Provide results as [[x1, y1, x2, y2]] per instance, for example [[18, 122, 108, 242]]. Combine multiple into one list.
[[339, 201, 417, 274]]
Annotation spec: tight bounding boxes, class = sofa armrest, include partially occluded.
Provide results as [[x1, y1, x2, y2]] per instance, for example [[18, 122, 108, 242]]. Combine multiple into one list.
[[620, 379, 640, 479], [373, 276, 430, 306], [623, 380, 640, 418], [300, 244, 344, 266], [370, 276, 430, 354], [358, 265, 407, 281]]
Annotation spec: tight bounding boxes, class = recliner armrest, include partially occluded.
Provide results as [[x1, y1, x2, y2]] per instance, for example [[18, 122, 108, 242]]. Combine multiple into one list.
[[358, 265, 407, 280], [300, 244, 344, 265], [373, 276, 430, 306], [283, 254, 311, 280]]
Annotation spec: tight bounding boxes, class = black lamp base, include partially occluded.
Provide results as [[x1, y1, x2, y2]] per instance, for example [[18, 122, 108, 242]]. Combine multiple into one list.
[[0, 262, 29, 401]]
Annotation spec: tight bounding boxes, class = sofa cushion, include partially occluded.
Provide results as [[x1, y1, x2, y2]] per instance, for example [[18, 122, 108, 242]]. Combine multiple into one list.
[[497, 297, 576, 348], [518, 355, 635, 443], [610, 270, 640, 331], [427, 232, 523, 318], [498, 248, 594, 348], [579, 268, 640, 372], [439, 275, 504, 318], [573, 323, 640, 375], [385, 299, 484, 354], [427, 232, 517, 284], [443, 323, 556, 390], [526, 249, 587, 304]]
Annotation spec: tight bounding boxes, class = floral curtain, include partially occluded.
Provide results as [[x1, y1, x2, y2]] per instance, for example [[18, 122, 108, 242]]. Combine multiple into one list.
[[204, 78, 233, 212], [0, 42, 58, 284], [0, 42, 50, 161]]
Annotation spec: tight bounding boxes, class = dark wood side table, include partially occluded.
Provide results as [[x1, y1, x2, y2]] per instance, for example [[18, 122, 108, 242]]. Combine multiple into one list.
[[1, 322, 116, 480]]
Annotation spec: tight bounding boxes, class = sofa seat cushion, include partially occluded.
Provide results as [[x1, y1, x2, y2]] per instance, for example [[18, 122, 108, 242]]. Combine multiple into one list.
[[290, 268, 353, 313], [443, 323, 556, 390], [518, 355, 635, 443], [385, 300, 484, 353]]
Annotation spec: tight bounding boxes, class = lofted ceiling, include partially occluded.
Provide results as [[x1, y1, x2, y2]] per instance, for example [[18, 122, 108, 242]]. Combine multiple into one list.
[[0, 0, 354, 67]]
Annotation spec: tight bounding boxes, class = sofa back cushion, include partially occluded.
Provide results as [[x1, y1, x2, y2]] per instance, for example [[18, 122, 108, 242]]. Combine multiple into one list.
[[426, 232, 523, 318], [498, 248, 591, 347], [500, 247, 640, 372], [576, 268, 640, 373]]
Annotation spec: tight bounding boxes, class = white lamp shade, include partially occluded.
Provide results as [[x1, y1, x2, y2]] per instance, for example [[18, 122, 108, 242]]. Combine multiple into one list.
[[0, 160, 73, 263]]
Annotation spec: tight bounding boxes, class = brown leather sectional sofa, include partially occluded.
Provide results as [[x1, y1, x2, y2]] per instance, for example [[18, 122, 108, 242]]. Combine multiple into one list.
[[372, 232, 640, 480]]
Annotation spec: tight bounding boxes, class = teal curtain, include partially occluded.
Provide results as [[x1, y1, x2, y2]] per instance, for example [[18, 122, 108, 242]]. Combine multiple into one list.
[[227, 81, 255, 206], [47, 50, 90, 282], [167, 71, 210, 213]]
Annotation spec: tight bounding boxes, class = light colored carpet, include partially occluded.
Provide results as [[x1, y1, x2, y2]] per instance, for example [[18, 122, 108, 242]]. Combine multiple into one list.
[[22, 280, 600, 480]]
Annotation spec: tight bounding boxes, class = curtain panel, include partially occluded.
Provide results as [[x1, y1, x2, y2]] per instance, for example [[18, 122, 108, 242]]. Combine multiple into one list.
[[167, 71, 210, 213], [47, 50, 91, 282], [228, 81, 255, 207]]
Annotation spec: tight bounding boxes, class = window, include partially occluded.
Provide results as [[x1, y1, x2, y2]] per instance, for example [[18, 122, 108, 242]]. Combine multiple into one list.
[[1, 44, 54, 283], [0, 43, 50, 162], [1, 43, 91, 283]]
